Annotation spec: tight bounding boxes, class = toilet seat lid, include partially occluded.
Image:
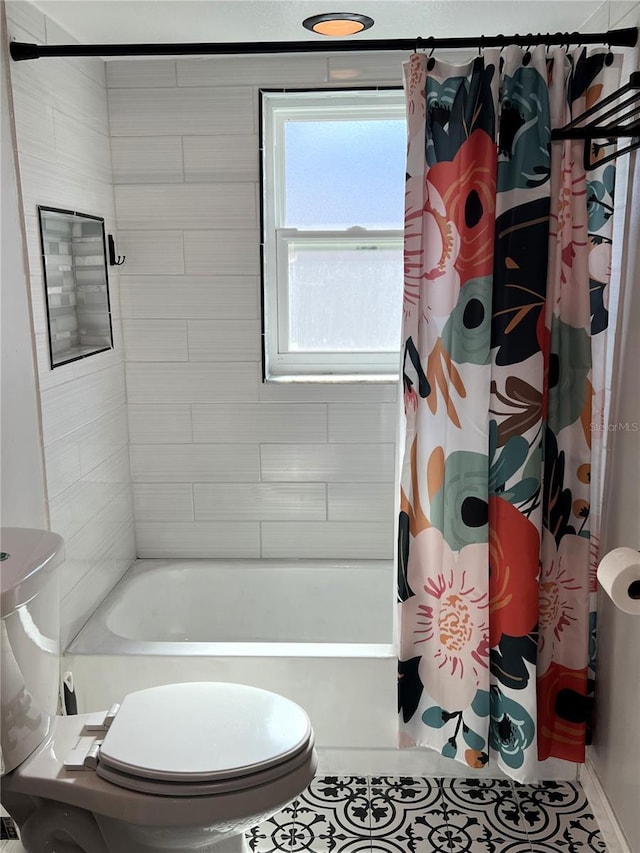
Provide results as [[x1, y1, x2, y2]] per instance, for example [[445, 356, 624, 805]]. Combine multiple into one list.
[[98, 682, 312, 784]]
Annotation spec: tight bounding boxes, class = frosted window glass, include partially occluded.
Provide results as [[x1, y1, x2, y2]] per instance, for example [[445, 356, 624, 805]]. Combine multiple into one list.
[[284, 119, 406, 229], [287, 242, 403, 352]]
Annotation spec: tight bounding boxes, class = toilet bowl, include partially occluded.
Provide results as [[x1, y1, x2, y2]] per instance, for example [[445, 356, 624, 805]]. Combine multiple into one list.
[[3, 681, 316, 852], [0, 529, 317, 852]]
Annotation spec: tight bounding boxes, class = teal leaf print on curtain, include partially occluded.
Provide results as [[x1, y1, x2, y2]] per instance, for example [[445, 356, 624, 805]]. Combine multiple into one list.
[[497, 66, 551, 191], [398, 45, 621, 780]]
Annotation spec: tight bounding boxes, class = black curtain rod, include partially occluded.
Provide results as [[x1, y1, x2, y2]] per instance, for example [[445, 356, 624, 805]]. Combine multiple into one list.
[[9, 26, 638, 61]]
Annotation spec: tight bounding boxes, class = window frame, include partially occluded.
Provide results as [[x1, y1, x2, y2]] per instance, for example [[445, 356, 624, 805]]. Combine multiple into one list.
[[260, 87, 405, 382]]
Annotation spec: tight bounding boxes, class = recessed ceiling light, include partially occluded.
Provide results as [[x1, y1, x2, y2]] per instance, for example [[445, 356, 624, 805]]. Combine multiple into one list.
[[302, 13, 375, 37]]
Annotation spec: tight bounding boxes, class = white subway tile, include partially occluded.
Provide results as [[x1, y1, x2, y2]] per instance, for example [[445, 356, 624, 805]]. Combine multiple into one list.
[[122, 319, 188, 362], [120, 276, 259, 320], [60, 522, 135, 648], [130, 444, 259, 482], [52, 110, 111, 184], [106, 60, 177, 88], [193, 483, 326, 521], [44, 440, 82, 499], [6, 1, 46, 41], [261, 521, 394, 559], [44, 407, 129, 492], [40, 364, 127, 445], [613, 2, 640, 26], [71, 329, 123, 380], [114, 184, 256, 230], [28, 270, 48, 330], [49, 451, 131, 543], [11, 56, 109, 135], [133, 484, 194, 521], [327, 53, 406, 83], [43, 19, 106, 86], [10, 85, 55, 161], [74, 405, 129, 476], [183, 135, 259, 183], [176, 55, 328, 86], [187, 320, 261, 362], [259, 381, 398, 404], [328, 483, 395, 521], [177, 55, 327, 86], [128, 404, 192, 444], [135, 522, 260, 558], [108, 87, 254, 136], [114, 231, 184, 275], [183, 230, 260, 276], [126, 362, 259, 404], [34, 334, 75, 391], [329, 403, 399, 443], [18, 153, 113, 224], [60, 487, 133, 599], [192, 403, 327, 443], [24, 215, 41, 272], [261, 443, 395, 483], [111, 137, 184, 184]]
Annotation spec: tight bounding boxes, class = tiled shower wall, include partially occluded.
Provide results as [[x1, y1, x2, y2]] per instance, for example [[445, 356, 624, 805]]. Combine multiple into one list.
[[109, 53, 407, 559], [6, 2, 134, 646]]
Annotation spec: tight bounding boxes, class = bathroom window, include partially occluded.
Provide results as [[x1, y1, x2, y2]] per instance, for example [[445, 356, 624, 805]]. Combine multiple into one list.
[[260, 88, 405, 381]]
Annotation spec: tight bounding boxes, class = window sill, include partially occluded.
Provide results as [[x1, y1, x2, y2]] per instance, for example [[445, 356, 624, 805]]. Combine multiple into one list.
[[263, 373, 399, 384]]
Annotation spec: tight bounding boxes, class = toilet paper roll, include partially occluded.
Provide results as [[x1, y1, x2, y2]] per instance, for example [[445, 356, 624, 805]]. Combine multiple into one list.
[[597, 547, 640, 615]]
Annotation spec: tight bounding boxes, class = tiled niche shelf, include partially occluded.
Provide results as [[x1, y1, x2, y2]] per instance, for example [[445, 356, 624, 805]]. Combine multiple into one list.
[[38, 206, 114, 369]]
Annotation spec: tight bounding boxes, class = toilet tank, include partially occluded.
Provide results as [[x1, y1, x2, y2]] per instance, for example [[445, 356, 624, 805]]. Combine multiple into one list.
[[0, 528, 64, 775]]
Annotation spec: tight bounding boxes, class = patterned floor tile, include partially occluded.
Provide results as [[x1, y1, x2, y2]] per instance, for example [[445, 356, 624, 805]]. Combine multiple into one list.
[[293, 777, 371, 852], [303, 777, 370, 804], [0, 777, 609, 853], [369, 822, 453, 853], [440, 778, 513, 790], [440, 811, 534, 853], [288, 809, 371, 853], [513, 782, 606, 851], [247, 804, 297, 852], [370, 776, 437, 789], [369, 785, 450, 852], [441, 780, 532, 852]]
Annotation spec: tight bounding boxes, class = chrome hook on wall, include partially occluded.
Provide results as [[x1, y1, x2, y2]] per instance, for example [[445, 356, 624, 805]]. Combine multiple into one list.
[[107, 234, 126, 266]]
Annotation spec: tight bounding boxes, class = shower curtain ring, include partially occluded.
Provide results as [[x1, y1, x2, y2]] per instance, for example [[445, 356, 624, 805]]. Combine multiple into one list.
[[426, 42, 436, 70], [414, 35, 423, 54], [605, 39, 614, 65]]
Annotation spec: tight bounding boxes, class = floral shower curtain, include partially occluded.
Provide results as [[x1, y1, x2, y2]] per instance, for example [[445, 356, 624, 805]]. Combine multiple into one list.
[[397, 45, 622, 781]]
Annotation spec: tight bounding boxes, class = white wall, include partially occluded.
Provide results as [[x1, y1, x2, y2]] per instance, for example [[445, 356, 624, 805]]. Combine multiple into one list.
[[5, 1, 135, 647], [108, 52, 403, 559], [585, 4, 640, 850], [591, 156, 640, 853], [0, 6, 47, 531]]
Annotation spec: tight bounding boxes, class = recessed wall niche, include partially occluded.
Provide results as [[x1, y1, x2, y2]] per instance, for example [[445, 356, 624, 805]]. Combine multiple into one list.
[[38, 206, 114, 368]]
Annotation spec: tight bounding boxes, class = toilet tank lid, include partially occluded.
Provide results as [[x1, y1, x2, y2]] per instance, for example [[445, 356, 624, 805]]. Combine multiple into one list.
[[0, 528, 64, 615], [99, 682, 313, 783]]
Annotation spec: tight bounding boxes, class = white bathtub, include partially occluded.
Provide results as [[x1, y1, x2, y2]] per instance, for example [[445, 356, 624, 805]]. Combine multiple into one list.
[[65, 559, 567, 778], [65, 559, 404, 773]]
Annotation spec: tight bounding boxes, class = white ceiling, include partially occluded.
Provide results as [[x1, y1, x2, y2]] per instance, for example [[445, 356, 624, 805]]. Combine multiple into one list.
[[30, 0, 620, 47]]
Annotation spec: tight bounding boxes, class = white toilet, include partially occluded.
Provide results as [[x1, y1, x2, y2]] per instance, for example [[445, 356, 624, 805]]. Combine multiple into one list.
[[0, 528, 317, 852]]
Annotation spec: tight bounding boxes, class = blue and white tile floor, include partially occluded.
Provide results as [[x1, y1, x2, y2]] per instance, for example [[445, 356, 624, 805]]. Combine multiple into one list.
[[0, 777, 607, 852]]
